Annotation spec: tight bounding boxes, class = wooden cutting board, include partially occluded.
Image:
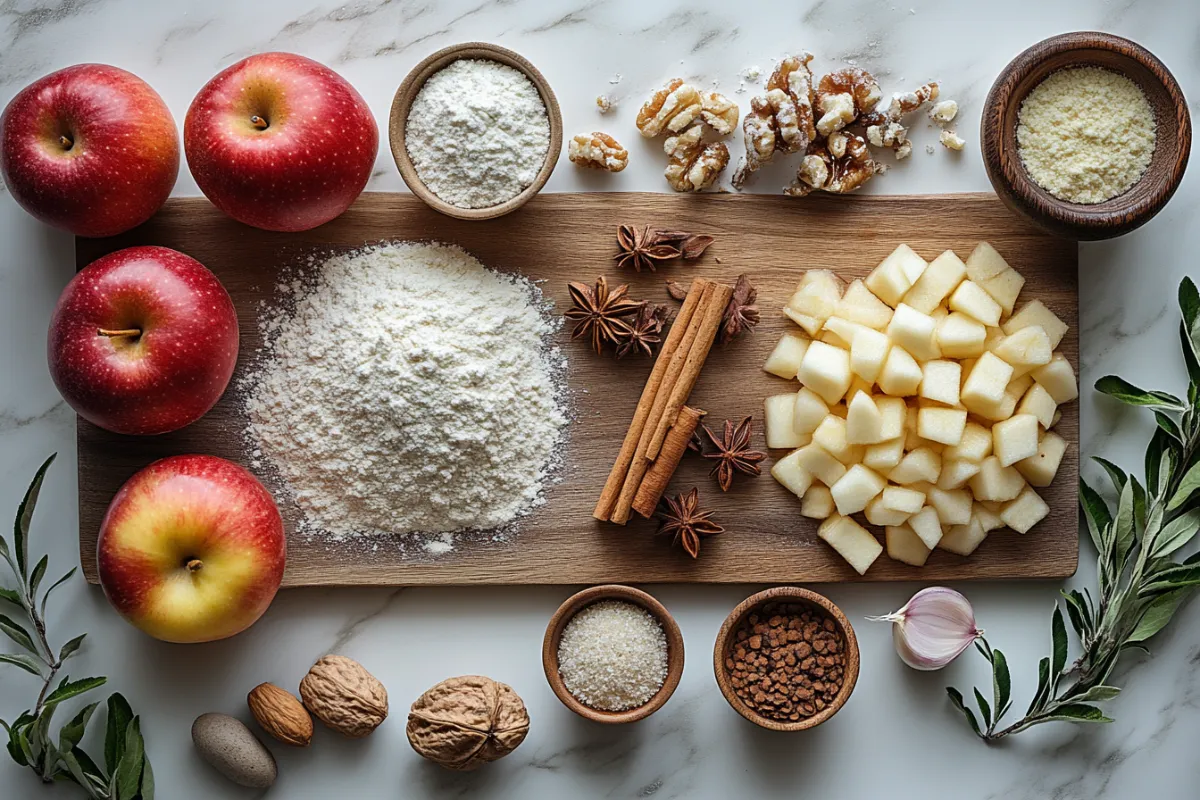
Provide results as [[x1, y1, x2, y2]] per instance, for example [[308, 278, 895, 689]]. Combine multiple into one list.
[[75, 192, 1078, 586]]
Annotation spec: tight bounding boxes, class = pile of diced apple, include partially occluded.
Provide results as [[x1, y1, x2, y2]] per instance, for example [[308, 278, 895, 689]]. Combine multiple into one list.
[[762, 242, 1075, 575]]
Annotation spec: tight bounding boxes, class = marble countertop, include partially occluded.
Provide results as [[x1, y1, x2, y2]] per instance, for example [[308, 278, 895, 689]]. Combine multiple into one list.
[[2, 0, 1199, 797]]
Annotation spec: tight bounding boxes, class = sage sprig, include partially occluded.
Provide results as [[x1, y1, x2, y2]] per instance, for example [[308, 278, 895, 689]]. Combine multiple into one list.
[[0, 454, 153, 798], [948, 278, 1200, 741]]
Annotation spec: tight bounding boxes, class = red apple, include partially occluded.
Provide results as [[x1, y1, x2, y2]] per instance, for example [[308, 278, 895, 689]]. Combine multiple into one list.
[[48, 245, 238, 435], [184, 52, 377, 232], [1, 64, 178, 237], [98, 455, 286, 643]]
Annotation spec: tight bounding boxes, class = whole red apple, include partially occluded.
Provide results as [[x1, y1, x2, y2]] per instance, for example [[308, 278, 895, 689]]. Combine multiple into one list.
[[48, 245, 238, 435], [1, 64, 178, 237], [185, 52, 377, 232], [98, 455, 286, 643]]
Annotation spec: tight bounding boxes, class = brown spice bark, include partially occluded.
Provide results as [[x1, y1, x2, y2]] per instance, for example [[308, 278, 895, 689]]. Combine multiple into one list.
[[631, 405, 705, 518]]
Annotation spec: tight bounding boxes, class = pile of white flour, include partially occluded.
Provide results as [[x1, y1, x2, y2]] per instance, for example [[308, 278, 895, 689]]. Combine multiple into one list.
[[405, 58, 551, 208], [244, 242, 567, 542]]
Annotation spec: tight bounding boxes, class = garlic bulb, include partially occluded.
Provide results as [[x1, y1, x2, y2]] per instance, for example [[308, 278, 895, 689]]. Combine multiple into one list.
[[868, 587, 982, 671]]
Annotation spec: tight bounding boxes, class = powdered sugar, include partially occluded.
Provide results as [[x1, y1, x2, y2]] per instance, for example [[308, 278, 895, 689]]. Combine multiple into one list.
[[243, 241, 567, 543], [406, 58, 550, 208]]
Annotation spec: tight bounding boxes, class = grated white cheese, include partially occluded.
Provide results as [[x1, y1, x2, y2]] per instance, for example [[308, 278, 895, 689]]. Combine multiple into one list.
[[1016, 67, 1156, 204], [557, 600, 668, 711]]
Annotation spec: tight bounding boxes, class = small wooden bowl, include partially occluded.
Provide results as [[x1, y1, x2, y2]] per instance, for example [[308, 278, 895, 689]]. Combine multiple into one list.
[[981, 31, 1191, 241], [542, 585, 684, 724], [388, 42, 563, 220], [713, 587, 859, 732]]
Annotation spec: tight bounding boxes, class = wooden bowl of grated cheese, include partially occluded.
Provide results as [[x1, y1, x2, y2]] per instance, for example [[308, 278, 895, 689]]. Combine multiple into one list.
[[982, 31, 1191, 241]]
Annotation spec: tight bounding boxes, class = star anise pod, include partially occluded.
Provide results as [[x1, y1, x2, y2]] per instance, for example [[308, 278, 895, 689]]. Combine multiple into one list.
[[615, 303, 670, 359], [655, 487, 724, 559], [615, 225, 716, 272], [720, 274, 760, 344], [703, 416, 766, 491], [564, 276, 642, 354]]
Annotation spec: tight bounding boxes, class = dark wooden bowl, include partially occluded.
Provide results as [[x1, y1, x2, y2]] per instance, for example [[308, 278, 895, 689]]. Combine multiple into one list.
[[713, 587, 859, 732], [981, 31, 1191, 241], [388, 42, 563, 220], [542, 585, 684, 724]]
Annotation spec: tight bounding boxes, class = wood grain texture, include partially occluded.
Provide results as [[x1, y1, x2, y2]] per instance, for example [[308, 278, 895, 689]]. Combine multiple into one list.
[[75, 191, 1079, 586], [981, 31, 1192, 241]]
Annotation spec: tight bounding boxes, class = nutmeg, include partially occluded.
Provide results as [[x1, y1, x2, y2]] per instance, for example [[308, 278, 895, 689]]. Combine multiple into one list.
[[299, 655, 388, 738], [406, 675, 530, 771], [248, 682, 313, 747]]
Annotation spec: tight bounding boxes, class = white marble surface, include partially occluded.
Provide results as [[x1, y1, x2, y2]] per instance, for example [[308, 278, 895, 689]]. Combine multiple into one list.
[[1, 0, 1199, 797]]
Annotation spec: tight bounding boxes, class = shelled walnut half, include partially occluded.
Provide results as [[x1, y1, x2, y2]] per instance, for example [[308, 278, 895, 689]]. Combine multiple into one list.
[[568, 132, 629, 172], [733, 53, 816, 188], [636, 78, 703, 137], [664, 126, 729, 192], [786, 133, 878, 196], [862, 81, 940, 153]]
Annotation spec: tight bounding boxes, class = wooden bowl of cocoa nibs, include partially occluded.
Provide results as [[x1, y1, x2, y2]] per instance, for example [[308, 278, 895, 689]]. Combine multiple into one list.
[[713, 587, 860, 732], [542, 584, 684, 724]]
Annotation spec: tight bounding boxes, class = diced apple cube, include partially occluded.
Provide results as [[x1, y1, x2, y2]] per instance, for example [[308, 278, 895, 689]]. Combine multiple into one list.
[[943, 422, 992, 462], [939, 517, 987, 556], [919, 360, 962, 407], [928, 486, 973, 525], [1015, 431, 1067, 487], [763, 333, 811, 379], [888, 304, 941, 361], [973, 502, 1005, 532], [937, 459, 981, 490], [837, 279, 894, 330], [1000, 485, 1050, 533], [882, 486, 926, 514], [1031, 353, 1078, 403], [771, 449, 815, 498], [903, 250, 966, 313], [801, 485, 835, 518], [813, 415, 865, 465], [937, 312, 987, 358], [878, 346, 923, 396], [993, 414, 1039, 466], [786, 269, 843, 336], [1003, 300, 1068, 349], [948, 280, 1002, 327], [863, 437, 906, 471], [846, 392, 886, 444], [765, 394, 807, 448], [876, 397, 907, 440], [793, 443, 848, 486], [844, 376, 873, 403], [866, 496, 912, 526], [969, 456, 1026, 501], [907, 506, 943, 548], [890, 447, 942, 484], [886, 524, 932, 566], [965, 242, 1025, 316], [798, 340, 854, 405], [793, 388, 830, 435], [1017, 383, 1057, 429], [850, 327, 891, 383], [961, 352, 1015, 417], [918, 407, 968, 446], [992, 326, 1052, 377], [823, 315, 869, 346], [831, 465, 887, 515], [817, 514, 883, 575], [866, 244, 927, 306]]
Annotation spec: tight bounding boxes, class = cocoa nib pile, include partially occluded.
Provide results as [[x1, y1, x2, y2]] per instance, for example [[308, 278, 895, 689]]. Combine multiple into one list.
[[724, 602, 847, 722]]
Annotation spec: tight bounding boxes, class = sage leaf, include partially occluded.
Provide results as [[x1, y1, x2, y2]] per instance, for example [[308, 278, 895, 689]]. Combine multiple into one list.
[[141, 754, 155, 800], [1094, 375, 1185, 411], [973, 687, 992, 729], [1027, 656, 1051, 715], [13, 454, 55, 580], [27, 555, 48, 601], [0, 586, 20, 606], [1113, 481, 1135, 567], [0, 613, 37, 653], [58, 701, 99, 751], [1140, 563, 1200, 596], [1051, 605, 1068, 679], [1039, 703, 1113, 724], [113, 718, 145, 800], [1061, 591, 1091, 639], [946, 687, 981, 737], [1154, 411, 1184, 442], [1075, 685, 1122, 703], [71, 745, 107, 790], [39, 568, 76, 619], [1167, 460, 1200, 510], [1181, 322, 1200, 387], [1180, 277, 1200, 350], [991, 648, 1012, 721], [1151, 509, 1200, 558], [105, 693, 134, 775], [1079, 477, 1111, 554], [58, 633, 86, 662], [1092, 456, 1127, 494], [43, 676, 106, 710]]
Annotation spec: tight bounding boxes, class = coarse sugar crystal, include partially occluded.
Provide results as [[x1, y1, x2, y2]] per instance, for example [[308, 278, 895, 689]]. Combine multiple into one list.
[[557, 600, 668, 712]]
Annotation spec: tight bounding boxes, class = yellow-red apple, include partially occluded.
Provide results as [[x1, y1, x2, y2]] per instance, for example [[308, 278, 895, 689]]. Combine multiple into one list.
[[48, 245, 238, 435], [97, 455, 286, 643]]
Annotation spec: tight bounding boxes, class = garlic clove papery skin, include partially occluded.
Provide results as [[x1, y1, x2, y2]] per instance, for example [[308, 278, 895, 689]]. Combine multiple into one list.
[[873, 587, 982, 671]]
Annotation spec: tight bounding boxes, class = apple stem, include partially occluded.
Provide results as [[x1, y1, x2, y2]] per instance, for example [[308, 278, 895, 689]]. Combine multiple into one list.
[[250, 115, 269, 130], [58, 134, 73, 151], [186, 559, 203, 573], [97, 327, 142, 339]]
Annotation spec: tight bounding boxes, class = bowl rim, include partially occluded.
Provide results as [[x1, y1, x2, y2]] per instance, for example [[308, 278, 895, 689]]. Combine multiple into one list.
[[542, 584, 684, 724], [388, 41, 563, 221], [712, 586, 860, 732], [980, 30, 1191, 241]]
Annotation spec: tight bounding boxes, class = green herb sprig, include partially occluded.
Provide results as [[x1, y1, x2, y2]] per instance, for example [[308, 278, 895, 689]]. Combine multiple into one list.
[[948, 278, 1200, 741], [0, 454, 153, 798]]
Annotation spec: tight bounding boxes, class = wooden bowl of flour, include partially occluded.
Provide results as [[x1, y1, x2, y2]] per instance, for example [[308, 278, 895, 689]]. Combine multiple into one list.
[[389, 42, 563, 221]]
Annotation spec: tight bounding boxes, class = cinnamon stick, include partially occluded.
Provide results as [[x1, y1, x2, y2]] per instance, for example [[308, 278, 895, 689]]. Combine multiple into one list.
[[593, 277, 708, 521], [646, 280, 734, 460], [610, 281, 719, 524], [632, 405, 705, 518]]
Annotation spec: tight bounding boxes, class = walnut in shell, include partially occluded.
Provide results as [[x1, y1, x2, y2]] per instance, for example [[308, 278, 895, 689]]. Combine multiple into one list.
[[299, 655, 388, 738], [248, 682, 313, 747], [406, 675, 530, 771], [568, 132, 629, 172], [663, 126, 729, 192], [636, 78, 702, 137]]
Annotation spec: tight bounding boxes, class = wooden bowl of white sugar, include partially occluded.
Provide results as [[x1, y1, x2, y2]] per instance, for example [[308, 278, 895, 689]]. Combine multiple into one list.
[[982, 31, 1191, 241], [389, 42, 563, 220], [543, 585, 684, 724]]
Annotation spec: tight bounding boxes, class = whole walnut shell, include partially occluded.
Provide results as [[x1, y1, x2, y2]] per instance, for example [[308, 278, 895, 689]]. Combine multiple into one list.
[[248, 682, 313, 747], [406, 675, 530, 771], [299, 655, 388, 738]]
